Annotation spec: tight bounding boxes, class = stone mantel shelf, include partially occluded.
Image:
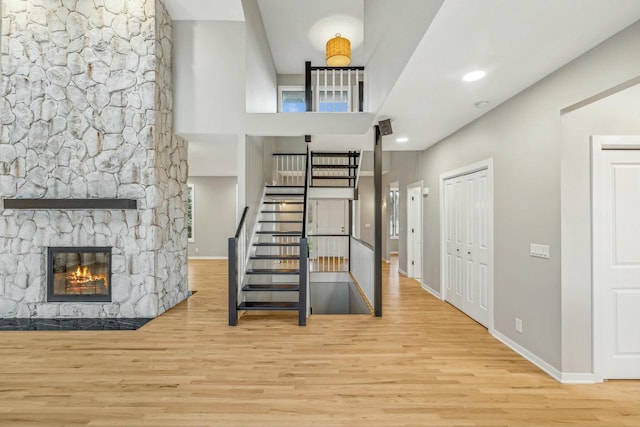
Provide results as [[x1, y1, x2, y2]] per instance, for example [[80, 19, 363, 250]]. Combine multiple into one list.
[[3, 199, 138, 210]]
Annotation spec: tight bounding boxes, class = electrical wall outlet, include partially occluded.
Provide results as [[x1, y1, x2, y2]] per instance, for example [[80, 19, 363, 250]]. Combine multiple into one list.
[[530, 243, 550, 259], [515, 317, 523, 333], [195, 247, 199, 253]]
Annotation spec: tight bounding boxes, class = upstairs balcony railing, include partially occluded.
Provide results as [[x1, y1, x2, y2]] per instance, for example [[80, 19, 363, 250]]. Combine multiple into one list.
[[305, 61, 364, 113]]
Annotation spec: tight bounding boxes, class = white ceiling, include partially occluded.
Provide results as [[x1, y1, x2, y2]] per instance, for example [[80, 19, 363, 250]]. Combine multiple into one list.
[[163, 0, 245, 21], [166, 0, 640, 154], [375, 0, 640, 151], [257, 0, 364, 75]]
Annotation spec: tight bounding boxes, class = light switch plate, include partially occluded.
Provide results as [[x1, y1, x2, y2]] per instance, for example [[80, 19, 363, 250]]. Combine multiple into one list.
[[530, 243, 550, 259]]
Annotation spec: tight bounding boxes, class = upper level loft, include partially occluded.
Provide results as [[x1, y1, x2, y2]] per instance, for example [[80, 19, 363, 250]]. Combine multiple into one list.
[[172, 1, 438, 137], [279, 62, 365, 114]]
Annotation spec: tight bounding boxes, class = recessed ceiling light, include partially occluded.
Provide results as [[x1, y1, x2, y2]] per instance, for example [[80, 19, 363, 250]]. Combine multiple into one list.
[[463, 70, 486, 82], [396, 137, 409, 143], [474, 100, 490, 108]]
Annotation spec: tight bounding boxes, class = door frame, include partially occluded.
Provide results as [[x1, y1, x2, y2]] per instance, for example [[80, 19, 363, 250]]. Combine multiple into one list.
[[439, 159, 494, 331], [407, 181, 423, 280], [591, 135, 640, 381]]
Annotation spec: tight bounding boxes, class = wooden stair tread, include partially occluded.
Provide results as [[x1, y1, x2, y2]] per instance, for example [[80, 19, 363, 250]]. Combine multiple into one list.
[[246, 269, 300, 275], [250, 255, 300, 260], [242, 284, 299, 292], [312, 164, 358, 169], [238, 301, 299, 311], [256, 231, 302, 235], [261, 210, 304, 214], [262, 201, 304, 205], [253, 243, 299, 247]]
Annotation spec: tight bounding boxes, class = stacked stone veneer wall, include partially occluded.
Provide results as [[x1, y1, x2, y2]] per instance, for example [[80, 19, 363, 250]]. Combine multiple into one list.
[[0, 0, 189, 318]]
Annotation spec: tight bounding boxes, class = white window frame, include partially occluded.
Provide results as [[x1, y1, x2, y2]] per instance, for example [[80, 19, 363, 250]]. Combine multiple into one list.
[[278, 85, 306, 113]]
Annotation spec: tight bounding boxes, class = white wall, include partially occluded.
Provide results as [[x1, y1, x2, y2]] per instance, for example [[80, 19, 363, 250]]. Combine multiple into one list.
[[188, 177, 238, 258], [242, 0, 278, 113], [240, 135, 275, 236], [173, 20, 246, 134], [418, 21, 640, 372], [560, 83, 640, 373], [363, 0, 443, 112]]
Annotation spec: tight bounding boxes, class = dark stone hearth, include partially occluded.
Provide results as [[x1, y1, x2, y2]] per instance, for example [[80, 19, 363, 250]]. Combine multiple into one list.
[[0, 318, 153, 331], [3, 199, 138, 210]]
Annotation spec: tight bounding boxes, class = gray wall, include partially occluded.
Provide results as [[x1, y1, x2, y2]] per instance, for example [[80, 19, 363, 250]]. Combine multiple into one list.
[[188, 177, 237, 258], [418, 21, 640, 372], [560, 83, 640, 372], [278, 74, 304, 87], [357, 177, 375, 246]]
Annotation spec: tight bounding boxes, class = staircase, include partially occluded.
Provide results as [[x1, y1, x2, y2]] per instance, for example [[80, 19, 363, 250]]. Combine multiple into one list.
[[229, 149, 362, 326], [240, 185, 305, 313], [229, 153, 310, 326]]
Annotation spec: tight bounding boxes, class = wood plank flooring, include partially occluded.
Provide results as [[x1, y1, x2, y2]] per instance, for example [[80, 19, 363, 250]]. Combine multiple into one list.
[[0, 258, 638, 426]]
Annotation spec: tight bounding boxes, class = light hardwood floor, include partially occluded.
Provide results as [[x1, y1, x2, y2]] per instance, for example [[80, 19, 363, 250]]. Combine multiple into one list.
[[0, 258, 638, 426]]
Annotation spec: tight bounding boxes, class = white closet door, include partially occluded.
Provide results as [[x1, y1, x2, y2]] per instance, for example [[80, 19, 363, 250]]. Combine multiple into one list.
[[444, 169, 490, 327], [445, 176, 464, 309], [598, 149, 640, 379]]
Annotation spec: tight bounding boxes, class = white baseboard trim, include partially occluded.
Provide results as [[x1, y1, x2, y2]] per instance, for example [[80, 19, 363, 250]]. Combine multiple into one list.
[[420, 282, 441, 299], [491, 329, 562, 382], [188, 256, 227, 260], [398, 269, 408, 277], [390, 251, 399, 255], [560, 372, 599, 384]]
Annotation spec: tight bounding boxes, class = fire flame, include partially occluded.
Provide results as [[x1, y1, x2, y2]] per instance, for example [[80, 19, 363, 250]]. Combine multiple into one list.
[[65, 265, 107, 286]]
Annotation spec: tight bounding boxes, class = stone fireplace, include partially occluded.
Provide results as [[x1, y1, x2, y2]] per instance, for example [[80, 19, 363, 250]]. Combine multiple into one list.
[[47, 246, 112, 303], [0, 0, 189, 319]]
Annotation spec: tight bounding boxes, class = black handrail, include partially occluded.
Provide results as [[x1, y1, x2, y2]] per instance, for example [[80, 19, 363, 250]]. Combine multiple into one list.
[[234, 206, 249, 239], [311, 66, 365, 71], [229, 206, 249, 326], [302, 147, 310, 237]]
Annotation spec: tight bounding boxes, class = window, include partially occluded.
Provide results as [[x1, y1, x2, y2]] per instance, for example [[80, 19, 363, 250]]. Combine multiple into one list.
[[318, 88, 350, 112], [278, 85, 353, 112], [390, 189, 399, 238], [187, 183, 195, 243], [279, 86, 306, 112]]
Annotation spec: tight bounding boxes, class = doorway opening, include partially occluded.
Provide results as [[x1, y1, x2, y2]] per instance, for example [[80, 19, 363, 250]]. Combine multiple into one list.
[[407, 181, 423, 281]]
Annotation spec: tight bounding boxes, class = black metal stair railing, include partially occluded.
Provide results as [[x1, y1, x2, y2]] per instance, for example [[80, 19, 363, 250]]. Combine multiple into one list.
[[228, 206, 249, 326], [298, 146, 311, 326], [310, 151, 360, 188]]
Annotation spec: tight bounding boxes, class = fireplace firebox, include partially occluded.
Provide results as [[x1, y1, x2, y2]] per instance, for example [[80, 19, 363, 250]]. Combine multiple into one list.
[[47, 247, 112, 302]]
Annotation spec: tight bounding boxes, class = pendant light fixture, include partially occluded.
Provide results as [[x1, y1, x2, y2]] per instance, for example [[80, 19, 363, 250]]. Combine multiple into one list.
[[326, 33, 351, 67]]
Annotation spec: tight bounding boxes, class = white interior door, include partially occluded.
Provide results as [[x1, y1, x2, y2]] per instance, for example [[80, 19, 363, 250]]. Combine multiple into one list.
[[312, 200, 348, 257], [443, 168, 490, 327], [596, 145, 640, 379], [407, 185, 422, 280], [444, 176, 464, 309]]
